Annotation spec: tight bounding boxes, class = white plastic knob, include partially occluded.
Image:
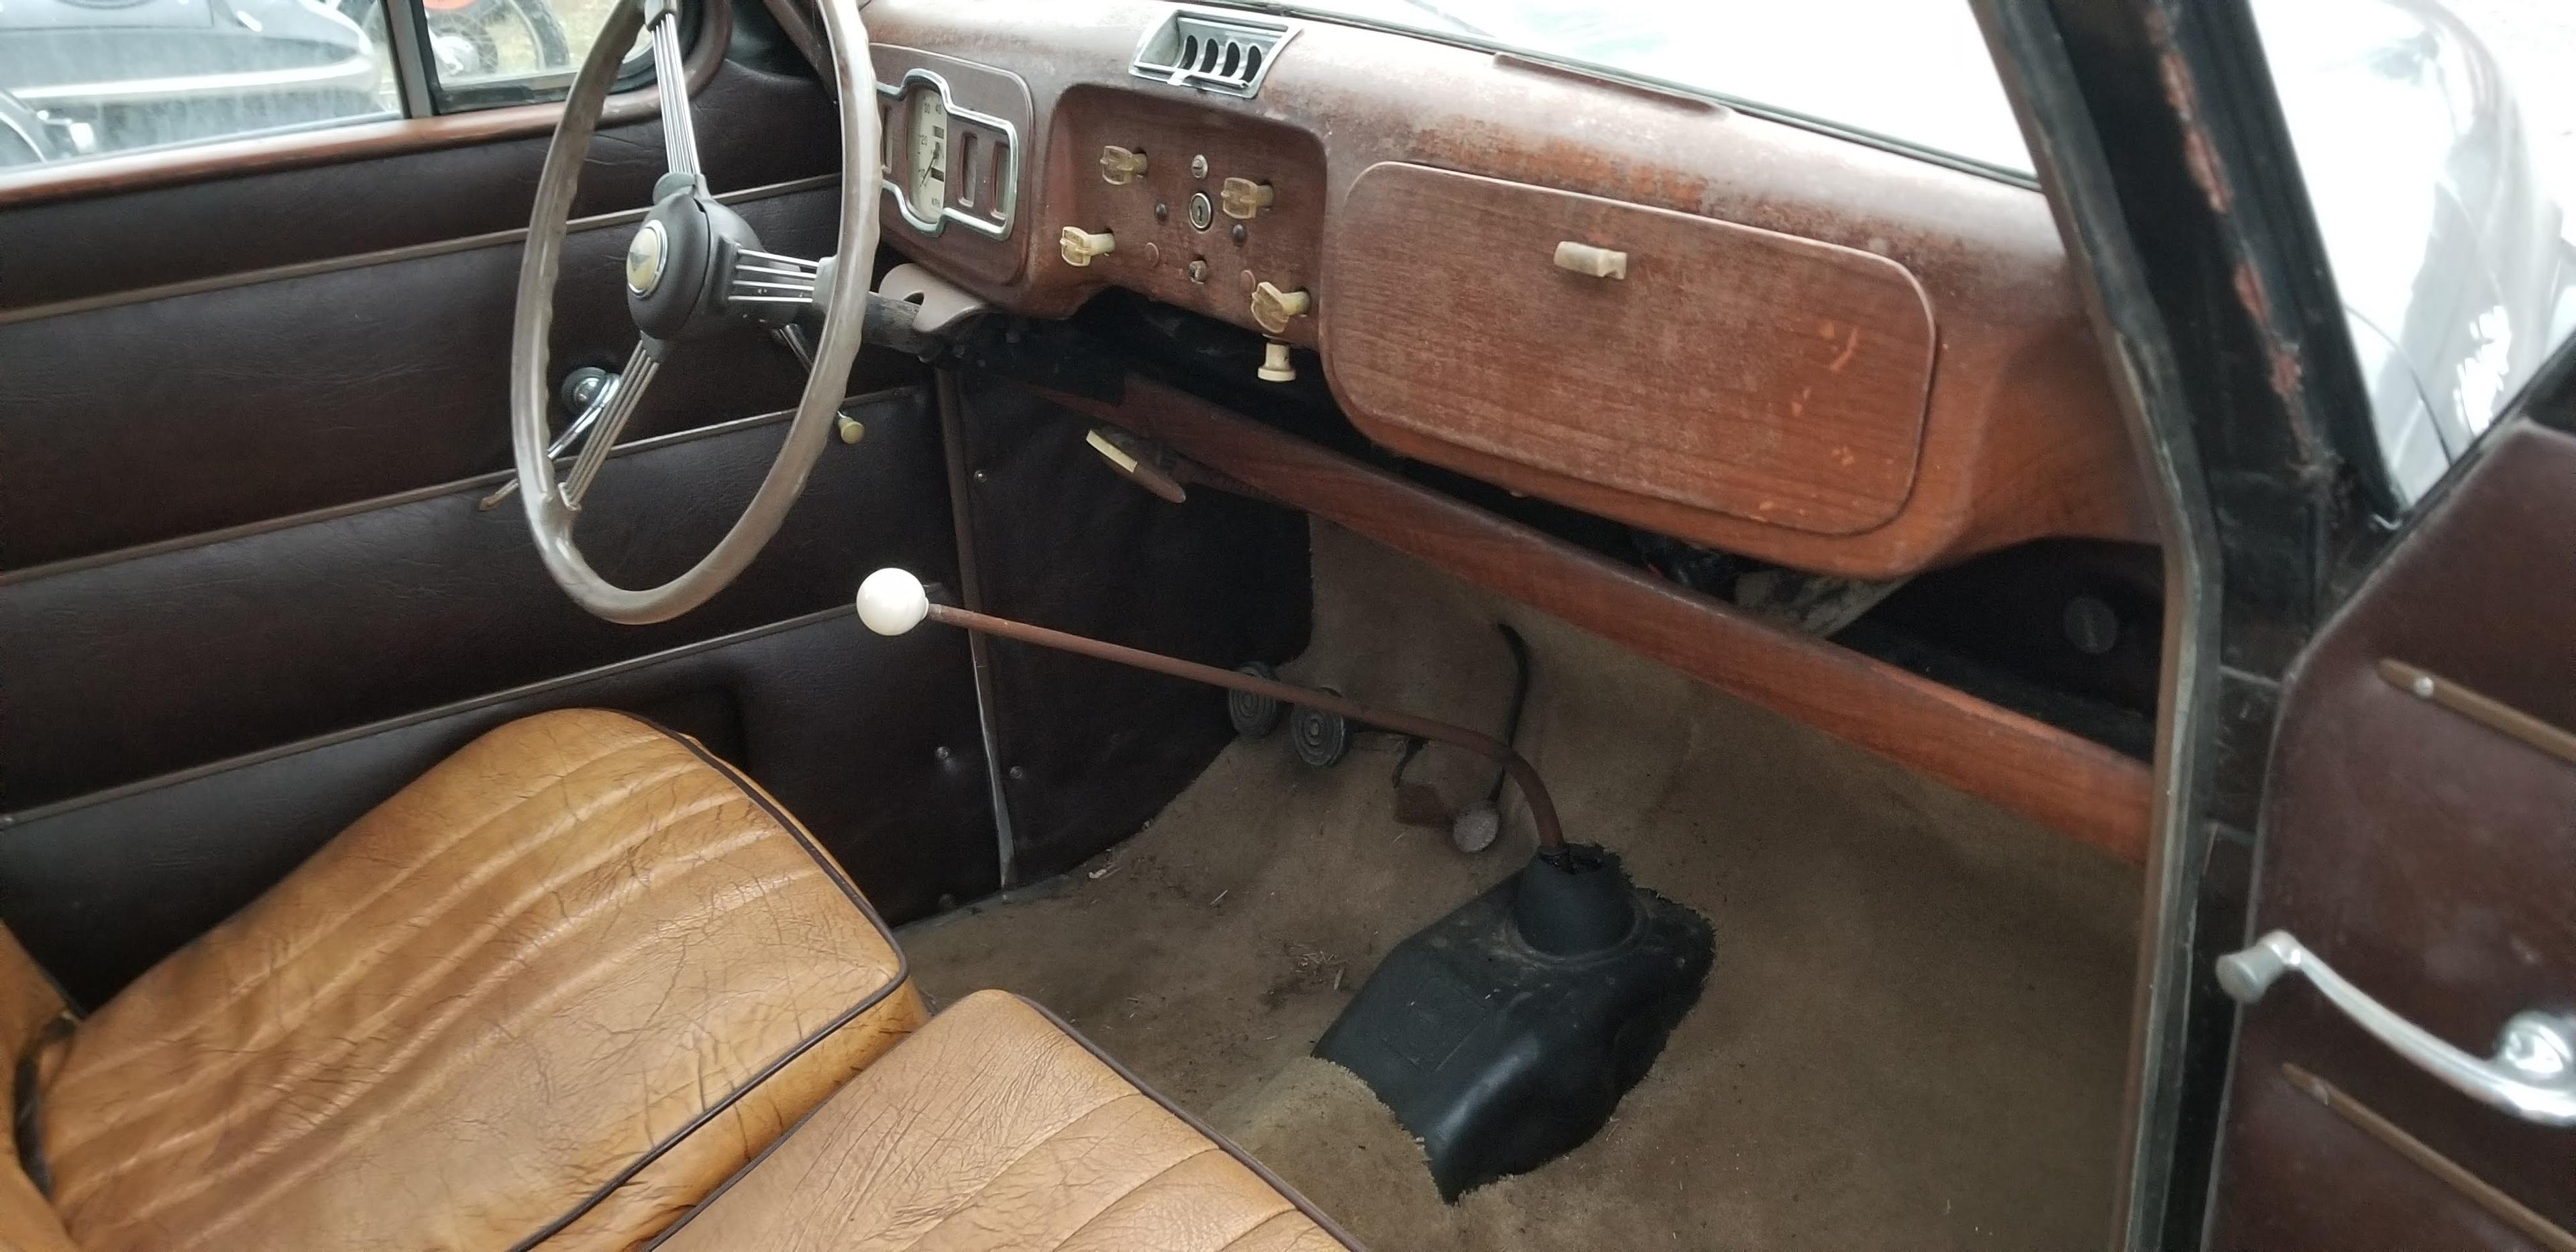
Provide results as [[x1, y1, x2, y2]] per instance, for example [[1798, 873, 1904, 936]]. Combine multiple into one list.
[[856, 568, 930, 636]]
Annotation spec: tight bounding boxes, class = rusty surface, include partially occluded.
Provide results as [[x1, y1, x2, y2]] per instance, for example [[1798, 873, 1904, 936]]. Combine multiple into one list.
[[1327, 162, 1939, 538], [860, 0, 2157, 580]]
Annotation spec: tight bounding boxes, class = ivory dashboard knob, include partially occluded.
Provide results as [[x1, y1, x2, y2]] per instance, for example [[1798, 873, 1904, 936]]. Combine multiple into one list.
[[1219, 176, 1275, 219], [1250, 281, 1311, 334], [1059, 227, 1117, 268], [1257, 340, 1297, 384], [856, 568, 930, 636], [1099, 145, 1149, 184]]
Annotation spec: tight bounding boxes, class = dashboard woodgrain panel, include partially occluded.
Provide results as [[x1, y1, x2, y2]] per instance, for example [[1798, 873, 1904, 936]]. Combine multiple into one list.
[[1051, 85, 1327, 345], [858, 0, 2155, 579], [1328, 162, 1936, 537]]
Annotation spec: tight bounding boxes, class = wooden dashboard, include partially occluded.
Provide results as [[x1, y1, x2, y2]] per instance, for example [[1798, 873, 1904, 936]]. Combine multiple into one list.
[[859, 0, 2153, 581]]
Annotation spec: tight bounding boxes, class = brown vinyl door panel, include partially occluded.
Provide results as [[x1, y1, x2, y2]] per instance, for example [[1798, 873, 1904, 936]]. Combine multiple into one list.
[[2208, 420, 2576, 1249], [0, 183, 839, 571], [1323, 162, 1937, 539], [0, 395, 941, 809], [0, 29, 1000, 1001]]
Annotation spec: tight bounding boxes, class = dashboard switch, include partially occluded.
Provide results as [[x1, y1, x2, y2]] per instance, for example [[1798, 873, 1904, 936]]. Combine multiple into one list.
[[1059, 227, 1117, 267], [1099, 146, 1149, 184], [1552, 240, 1629, 280], [1250, 281, 1312, 333], [1220, 177, 1275, 219], [1258, 340, 1297, 384]]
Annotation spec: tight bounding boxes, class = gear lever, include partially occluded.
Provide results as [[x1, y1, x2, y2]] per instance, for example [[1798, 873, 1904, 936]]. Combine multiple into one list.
[[854, 568, 1572, 858], [853, 567, 1711, 1198]]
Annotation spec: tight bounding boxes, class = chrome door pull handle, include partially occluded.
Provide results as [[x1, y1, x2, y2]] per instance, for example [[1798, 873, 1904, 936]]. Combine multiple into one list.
[[2219, 929, 2576, 1125]]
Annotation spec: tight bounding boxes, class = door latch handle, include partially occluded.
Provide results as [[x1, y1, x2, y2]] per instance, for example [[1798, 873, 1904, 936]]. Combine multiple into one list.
[[2219, 929, 2576, 1125]]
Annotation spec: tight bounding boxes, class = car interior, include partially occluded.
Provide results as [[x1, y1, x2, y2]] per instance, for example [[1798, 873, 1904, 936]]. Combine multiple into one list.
[[4, 0, 2573, 1247]]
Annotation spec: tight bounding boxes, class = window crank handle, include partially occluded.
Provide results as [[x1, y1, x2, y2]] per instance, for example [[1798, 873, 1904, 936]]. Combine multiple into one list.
[[2218, 929, 2576, 1126]]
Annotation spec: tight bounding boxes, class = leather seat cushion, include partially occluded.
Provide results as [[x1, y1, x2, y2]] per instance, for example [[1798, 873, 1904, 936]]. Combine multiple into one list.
[[34, 709, 925, 1251], [648, 990, 1358, 1251]]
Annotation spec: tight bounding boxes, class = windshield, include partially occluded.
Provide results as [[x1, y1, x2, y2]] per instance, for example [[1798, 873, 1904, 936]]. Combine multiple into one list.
[[1233, 0, 2037, 175]]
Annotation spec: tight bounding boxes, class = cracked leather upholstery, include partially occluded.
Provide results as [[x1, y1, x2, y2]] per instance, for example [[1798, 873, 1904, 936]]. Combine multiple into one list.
[[0, 928, 75, 1252], [28, 709, 923, 1251], [651, 990, 1358, 1252]]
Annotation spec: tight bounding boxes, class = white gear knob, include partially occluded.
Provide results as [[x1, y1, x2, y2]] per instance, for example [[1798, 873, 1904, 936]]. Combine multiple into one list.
[[856, 568, 930, 635]]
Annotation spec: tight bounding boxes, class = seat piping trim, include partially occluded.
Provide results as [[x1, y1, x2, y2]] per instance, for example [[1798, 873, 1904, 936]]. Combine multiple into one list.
[[641, 994, 1368, 1251], [504, 712, 912, 1252], [1018, 995, 1368, 1251]]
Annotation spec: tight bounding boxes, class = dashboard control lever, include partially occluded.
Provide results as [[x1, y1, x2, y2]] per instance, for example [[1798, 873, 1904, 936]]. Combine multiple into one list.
[[1553, 241, 1629, 280], [1250, 281, 1311, 334], [1220, 176, 1275, 219], [1083, 428, 1187, 504], [1059, 226, 1117, 267], [1099, 145, 1149, 184]]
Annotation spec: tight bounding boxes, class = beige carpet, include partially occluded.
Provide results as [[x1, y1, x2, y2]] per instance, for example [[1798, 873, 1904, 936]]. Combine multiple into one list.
[[902, 522, 2142, 1251]]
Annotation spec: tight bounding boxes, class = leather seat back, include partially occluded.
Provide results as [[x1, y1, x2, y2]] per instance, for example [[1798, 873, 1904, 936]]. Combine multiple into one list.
[[0, 929, 74, 1251]]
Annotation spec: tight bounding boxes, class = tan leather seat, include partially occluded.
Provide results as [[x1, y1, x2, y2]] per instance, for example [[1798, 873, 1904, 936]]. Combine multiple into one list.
[[648, 990, 1359, 1251], [0, 709, 924, 1251]]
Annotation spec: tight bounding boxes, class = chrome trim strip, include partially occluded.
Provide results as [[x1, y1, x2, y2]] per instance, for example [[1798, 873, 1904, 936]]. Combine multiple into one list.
[[379, 0, 438, 119], [873, 66, 1018, 241], [2279, 1064, 2576, 1252], [15, 54, 382, 106], [0, 382, 924, 588], [1128, 7, 1299, 100], [0, 173, 839, 327], [2379, 659, 2576, 767], [0, 603, 854, 829]]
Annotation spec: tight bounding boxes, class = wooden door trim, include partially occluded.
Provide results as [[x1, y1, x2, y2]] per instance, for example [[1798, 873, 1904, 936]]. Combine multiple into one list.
[[1053, 375, 2153, 862]]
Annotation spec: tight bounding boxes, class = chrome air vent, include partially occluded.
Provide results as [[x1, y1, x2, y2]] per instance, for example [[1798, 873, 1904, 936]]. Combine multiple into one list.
[[1130, 9, 1296, 99]]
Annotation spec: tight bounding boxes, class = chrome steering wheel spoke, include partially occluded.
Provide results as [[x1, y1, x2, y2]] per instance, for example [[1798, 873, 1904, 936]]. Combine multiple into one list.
[[645, 0, 700, 186], [478, 366, 621, 511], [727, 249, 822, 310], [557, 339, 663, 510]]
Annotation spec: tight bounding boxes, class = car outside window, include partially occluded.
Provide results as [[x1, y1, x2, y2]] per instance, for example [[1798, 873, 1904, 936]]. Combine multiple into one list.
[[0, 0, 653, 168], [2252, 0, 2576, 505]]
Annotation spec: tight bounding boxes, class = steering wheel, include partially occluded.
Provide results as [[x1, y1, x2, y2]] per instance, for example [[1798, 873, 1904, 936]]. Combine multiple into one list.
[[509, 0, 879, 624]]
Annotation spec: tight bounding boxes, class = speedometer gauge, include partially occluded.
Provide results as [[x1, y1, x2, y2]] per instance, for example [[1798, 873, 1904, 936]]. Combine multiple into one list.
[[875, 68, 1017, 241], [906, 87, 949, 222]]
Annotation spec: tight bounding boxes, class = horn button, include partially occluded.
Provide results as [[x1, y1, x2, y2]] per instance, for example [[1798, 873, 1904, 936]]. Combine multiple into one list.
[[625, 190, 778, 341]]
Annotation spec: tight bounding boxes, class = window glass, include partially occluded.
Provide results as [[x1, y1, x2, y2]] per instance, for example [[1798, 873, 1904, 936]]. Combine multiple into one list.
[[0, 0, 655, 169], [1227, 0, 2035, 176], [2253, 0, 2576, 504], [416, 0, 647, 111], [0, 0, 400, 166]]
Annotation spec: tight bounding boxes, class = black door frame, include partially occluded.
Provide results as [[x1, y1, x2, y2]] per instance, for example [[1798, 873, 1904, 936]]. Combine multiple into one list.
[[1971, 0, 2436, 1245]]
